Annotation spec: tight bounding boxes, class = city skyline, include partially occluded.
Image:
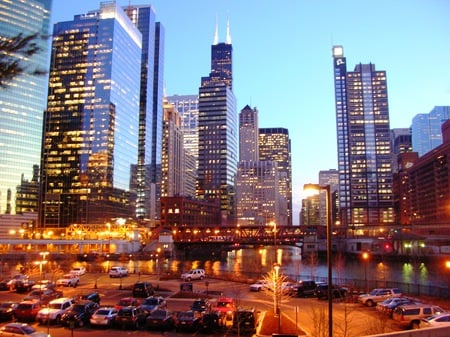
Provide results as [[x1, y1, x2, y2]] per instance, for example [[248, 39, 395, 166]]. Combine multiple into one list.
[[49, 1, 450, 225]]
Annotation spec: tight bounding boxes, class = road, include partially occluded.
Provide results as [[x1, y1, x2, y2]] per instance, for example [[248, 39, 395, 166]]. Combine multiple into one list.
[[1, 272, 408, 337]]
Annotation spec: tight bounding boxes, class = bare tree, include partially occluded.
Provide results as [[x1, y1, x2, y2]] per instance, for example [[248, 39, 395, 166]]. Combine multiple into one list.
[[0, 33, 46, 88]]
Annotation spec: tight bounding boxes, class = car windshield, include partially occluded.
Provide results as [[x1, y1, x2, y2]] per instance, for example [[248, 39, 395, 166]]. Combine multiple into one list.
[[18, 304, 32, 309], [96, 309, 111, 315], [21, 325, 36, 334], [118, 299, 132, 306], [72, 305, 86, 312], [143, 298, 157, 305], [0, 303, 14, 309], [150, 310, 166, 318], [369, 289, 379, 295], [48, 303, 61, 309], [118, 309, 132, 316]]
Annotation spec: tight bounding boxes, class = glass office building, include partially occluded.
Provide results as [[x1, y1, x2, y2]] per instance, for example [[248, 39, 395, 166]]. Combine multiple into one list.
[[0, 0, 51, 214], [332, 45, 394, 231], [41, 2, 141, 227]]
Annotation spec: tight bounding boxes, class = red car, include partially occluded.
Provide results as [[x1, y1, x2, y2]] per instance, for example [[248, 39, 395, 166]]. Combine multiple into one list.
[[14, 300, 42, 322], [114, 297, 140, 310], [213, 297, 235, 321]]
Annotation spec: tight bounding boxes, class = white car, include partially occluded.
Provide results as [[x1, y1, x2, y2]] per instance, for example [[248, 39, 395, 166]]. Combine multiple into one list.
[[180, 269, 205, 281], [109, 266, 129, 278], [56, 274, 79, 287], [36, 297, 74, 324], [249, 280, 269, 292], [69, 267, 86, 276], [90, 307, 118, 327], [420, 312, 450, 328]]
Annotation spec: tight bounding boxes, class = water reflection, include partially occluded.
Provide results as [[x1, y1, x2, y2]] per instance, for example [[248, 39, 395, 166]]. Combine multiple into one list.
[[96, 246, 446, 289]]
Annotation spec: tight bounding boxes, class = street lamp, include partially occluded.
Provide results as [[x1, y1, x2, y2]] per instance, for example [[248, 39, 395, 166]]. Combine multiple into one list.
[[446, 261, 450, 298], [273, 263, 281, 333], [304, 183, 332, 337], [362, 251, 369, 293]]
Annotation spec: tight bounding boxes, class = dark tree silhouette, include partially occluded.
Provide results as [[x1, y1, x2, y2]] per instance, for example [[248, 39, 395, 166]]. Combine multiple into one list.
[[0, 33, 45, 88]]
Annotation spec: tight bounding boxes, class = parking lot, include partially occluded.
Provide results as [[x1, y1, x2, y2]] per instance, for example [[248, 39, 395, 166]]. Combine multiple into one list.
[[0, 272, 445, 336]]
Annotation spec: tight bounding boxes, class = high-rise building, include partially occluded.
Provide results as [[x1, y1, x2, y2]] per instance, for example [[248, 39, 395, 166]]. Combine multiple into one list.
[[125, 6, 164, 221], [390, 128, 412, 174], [258, 128, 292, 226], [411, 106, 450, 157], [235, 105, 285, 226], [332, 45, 394, 232], [197, 22, 237, 225], [40, 2, 142, 227], [166, 95, 199, 163], [161, 98, 184, 197], [0, 0, 52, 215]]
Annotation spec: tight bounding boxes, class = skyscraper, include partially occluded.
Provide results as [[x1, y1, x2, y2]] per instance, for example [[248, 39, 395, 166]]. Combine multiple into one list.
[[125, 6, 164, 221], [41, 2, 142, 227], [197, 22, 237, 225], [411, 106, 450, 157], [258, 128, 292, 226], [332, 45, 394, 231], [0, 0, 52, 215]]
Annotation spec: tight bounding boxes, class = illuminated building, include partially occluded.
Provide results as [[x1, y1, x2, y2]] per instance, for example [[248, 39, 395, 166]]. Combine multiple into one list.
[[258, 128, 292, 226], [197, 21, 237, 225], [0, 0, 51, 214], [40, 2, 142, 227], [332, 45, 394, 232]]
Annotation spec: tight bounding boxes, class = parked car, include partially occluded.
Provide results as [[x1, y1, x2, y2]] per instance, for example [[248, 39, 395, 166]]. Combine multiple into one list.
[[132, 282, 154, 298], [214, 297, 235, 320], [0, 302, 19, 321], [180, 269, 206, 281], [294, 280, 318, 298], [14, 279, 36, 293], [139, 296, 166, 315], [23, 289, 63, 305], [115, 297, 140, 310], [0, 279, 11, 291], [358, 288, 402, 307], [175, 310, 201, 332], [56, 274, 79, 287], [145, 309, 176, 331], [314, 284, 347, 300], [69, 267, 86, 276], [75, 291, 101, 304], [231, 307, 258, 335], [392, 303, 445, 329], [109, 267, 128, 278], [31, 280, 55, 291], [36, 297, 74, 325], [191, 299, 210, 313], [60, 300, 99, 328], [376, 297, 417, 317], [0, 322, 49, 337], [7, 275, 28, 290], [420, 312, 450, 328], [89, 307, 118, 328], [114, 306, 146, 330], [14, 300, 42, 322], [249, 280, 268, 292], [199, 312, 221, 333]]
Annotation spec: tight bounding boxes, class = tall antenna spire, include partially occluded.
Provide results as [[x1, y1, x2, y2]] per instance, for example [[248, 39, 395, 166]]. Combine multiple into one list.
[[226, 17, 231, 44], [213, 14, 219, 45]]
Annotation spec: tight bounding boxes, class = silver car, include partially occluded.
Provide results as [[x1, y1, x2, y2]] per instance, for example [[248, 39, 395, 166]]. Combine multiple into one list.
[[90, 307, 118, 327], [0, 323, 49, 337]]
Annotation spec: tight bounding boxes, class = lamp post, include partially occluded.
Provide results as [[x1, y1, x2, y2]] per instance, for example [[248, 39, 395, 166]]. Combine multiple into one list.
[[446, 261, 450, 299], [304, 183, 332, 337], [273, 263, 281, 333], [362, 252, 369, 293]]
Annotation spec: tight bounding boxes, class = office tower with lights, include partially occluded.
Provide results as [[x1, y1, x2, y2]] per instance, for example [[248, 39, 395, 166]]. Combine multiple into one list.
[[236, 105, 285, 226], [41, 2, 142, 227], [197, 22, 238, 225], [0, 0, 52, 215], [125, 6, 164, 221], [390, 128, 412, 173], [411, 106, 450, 157], [258, 128, 292, 226], [332, 45, 394, 231]]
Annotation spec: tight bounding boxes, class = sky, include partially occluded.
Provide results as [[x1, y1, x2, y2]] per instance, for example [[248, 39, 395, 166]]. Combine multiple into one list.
[[50, 0, 450, 225]]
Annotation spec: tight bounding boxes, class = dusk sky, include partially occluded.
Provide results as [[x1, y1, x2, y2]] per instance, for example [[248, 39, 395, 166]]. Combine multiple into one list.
[[50, 1, 450, 225]]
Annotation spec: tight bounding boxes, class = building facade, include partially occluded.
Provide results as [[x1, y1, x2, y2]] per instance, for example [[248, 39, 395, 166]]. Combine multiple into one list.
[[390, 128, 412, 174], [411, 106, 450, 157], [0, 0, 52, 215], [332, 45, 394, 232], [197, 23, 238, 225], [258, 128, 292, 226], [40, 2, 142, 227]]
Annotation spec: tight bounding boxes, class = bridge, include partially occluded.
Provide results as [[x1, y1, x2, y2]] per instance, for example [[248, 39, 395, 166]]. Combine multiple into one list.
[[168, 225, 305, 246]]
